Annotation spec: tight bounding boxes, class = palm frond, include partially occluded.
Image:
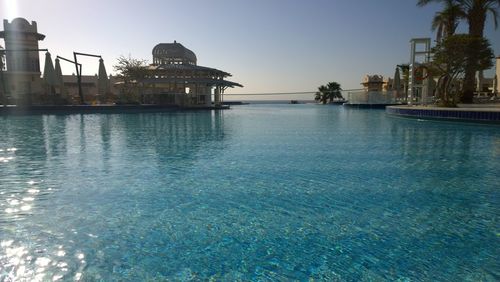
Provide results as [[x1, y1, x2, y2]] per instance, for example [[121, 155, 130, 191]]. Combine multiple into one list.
[[417, 0, 439, 7], [487, 7, 498, 29]]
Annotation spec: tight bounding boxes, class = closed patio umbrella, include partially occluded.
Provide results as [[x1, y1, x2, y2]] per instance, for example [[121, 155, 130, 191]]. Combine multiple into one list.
[[392, 67, 401, 101], [43, 52, 56, 87], [54, 58, 65, 96], [98, 58, 109, 95], [392, 67, 401, 91]]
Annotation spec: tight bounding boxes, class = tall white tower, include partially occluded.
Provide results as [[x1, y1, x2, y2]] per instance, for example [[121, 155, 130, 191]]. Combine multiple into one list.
[[408, 38, 431, 105]]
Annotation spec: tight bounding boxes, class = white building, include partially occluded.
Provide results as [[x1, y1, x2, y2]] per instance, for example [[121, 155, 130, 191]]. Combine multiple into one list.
[[140, 42, 242, 107]]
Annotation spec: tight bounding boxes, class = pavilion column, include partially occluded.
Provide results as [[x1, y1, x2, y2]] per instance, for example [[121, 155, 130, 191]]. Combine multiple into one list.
[[214, 86, 221, 106]]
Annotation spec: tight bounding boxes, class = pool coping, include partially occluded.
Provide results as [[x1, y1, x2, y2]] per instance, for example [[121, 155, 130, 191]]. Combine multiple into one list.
[[386, 105, 500, 124], [343, 103, 403, 109]]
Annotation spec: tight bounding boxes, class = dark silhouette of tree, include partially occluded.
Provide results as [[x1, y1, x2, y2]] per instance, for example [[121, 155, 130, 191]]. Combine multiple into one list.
[[326, 82, 343, 102], [430, 34, 494, 106], [315, 85, 328, 104], [113, 55, 148, 104], [315, 82, 343, 104], [418, 0, 500, 103], [428, 0, 465, 42], [462, 0, 499, 103]]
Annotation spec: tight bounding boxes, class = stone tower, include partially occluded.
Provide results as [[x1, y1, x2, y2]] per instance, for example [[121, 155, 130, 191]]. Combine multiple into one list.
[[1, 18, 45, 72], [0, 18, 45, 104]]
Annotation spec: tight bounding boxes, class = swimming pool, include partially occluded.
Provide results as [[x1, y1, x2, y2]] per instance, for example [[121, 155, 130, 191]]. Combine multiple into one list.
[[0, 104, 498, 281]]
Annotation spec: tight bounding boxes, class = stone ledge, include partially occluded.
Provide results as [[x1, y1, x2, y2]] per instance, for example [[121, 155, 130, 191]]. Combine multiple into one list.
[[0, 104, 229, 116], [386, 105, 500, 124]]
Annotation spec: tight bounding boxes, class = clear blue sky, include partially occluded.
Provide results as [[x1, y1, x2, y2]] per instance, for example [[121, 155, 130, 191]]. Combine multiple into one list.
[[1, 0, 499, 100]]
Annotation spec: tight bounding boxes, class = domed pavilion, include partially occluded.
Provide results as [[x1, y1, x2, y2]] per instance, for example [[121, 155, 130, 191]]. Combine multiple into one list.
[[141, 41, 242, 107]]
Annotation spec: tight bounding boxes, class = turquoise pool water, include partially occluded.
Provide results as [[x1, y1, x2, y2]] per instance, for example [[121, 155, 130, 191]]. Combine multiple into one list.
[[0, 104, 499, 281]]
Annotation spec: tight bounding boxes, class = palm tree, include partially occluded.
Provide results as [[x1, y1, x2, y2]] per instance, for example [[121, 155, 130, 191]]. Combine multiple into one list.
[[315, 85, 329, 104], [428, 0, 465, 42], [315, 82, 343, 104], [326, 82, 343, 102], [465, 0, 500, 37], [421, 1, 465, 102], [462, 0, 500, 102], [418, 0, 500, 103], [419, 0, 499, 37]]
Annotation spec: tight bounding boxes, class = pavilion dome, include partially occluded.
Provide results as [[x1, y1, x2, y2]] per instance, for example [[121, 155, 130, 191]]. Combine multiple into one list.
[[152, 41, 197, 65]]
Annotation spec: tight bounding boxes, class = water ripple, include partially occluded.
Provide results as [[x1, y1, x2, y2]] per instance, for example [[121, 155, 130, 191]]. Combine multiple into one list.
[[0, 107, 499, 280]]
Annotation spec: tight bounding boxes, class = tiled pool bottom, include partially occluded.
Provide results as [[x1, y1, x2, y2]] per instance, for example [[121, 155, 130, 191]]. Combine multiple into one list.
[[0, 105, 499, 281]]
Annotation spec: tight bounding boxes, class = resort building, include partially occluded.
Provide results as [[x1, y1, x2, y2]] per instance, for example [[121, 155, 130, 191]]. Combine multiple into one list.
[[61, 74, 120, 104], [344, 74, 403, 106], [59, 42, 243, 106], [0, 18, 115, 105], [0, 18, 45, 105], [382, 77, 394, 91], [362, 75, 402, 92], [139, 41, 242, 107], [1, 17, 242, 107], [361, 74, 384, 92], [58, 42, 243, 107]]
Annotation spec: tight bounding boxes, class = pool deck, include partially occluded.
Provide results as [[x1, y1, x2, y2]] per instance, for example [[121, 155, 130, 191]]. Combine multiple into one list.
[[0, 104, 230, 115], [386, 104, 500, 124]]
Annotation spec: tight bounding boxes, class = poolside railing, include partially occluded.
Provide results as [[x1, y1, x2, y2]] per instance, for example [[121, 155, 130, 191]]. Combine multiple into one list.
[[345, 90, 404, 105]]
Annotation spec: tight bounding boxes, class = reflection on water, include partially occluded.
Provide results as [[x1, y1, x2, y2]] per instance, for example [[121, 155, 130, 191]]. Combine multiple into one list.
[[0, 111, 228, 281], [0, 106, 499, 281]]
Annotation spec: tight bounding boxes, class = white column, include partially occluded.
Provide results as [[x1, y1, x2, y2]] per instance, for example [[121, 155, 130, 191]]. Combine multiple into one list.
[[496, 57, 500, 95], [421, 39, 431, 105], [408, 41, 416, 106], [214, 86, 221, 106]]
